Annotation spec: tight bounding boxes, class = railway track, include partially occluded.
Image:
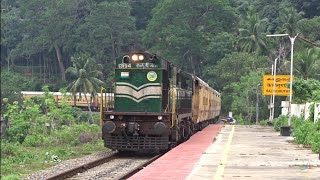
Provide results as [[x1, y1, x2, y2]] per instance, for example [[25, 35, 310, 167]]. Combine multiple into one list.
[[44, 152, 162, 180], [117, 154, 162, 179]]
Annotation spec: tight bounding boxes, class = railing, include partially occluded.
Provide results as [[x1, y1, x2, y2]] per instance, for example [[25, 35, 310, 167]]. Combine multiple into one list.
[[100, 87, 115, 126]]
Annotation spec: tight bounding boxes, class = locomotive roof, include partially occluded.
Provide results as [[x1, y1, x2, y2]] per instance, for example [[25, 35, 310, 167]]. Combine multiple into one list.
[[193, 76, 220, 95]]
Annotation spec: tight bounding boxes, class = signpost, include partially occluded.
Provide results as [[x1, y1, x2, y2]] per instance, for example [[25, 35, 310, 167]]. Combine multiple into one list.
[[263, 75, 293, 96]]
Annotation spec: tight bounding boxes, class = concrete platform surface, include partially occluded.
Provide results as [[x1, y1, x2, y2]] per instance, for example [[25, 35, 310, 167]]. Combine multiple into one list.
[[188, 125, 320, 180], [130, 125, 319, 180]]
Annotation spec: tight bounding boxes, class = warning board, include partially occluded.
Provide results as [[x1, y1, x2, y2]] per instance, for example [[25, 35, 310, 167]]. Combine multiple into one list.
[[263, 75, 293, 96]]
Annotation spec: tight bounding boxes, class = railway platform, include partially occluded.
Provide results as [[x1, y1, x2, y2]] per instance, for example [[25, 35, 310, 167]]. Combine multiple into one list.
[[129, 124, 320, 180]]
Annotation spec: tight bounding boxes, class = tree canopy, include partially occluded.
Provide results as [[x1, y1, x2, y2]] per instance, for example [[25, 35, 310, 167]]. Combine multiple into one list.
[[1, 0, 320, 121], [144, 0, 238, 76]]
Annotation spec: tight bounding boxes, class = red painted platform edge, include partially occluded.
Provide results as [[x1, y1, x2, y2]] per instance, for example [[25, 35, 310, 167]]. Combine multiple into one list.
[[129, 124, 224, 180]]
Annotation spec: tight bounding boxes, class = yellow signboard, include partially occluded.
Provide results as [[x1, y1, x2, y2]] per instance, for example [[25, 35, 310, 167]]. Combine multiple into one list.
[[263, 75, 293, 96]]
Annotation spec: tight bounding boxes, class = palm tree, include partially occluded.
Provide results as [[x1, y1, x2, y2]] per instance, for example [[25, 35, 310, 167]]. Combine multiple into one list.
[[237, 6, 269, 55], [296, 48, 320, 80], [279, 7, 303, 37], [65, 53, 105, 123]]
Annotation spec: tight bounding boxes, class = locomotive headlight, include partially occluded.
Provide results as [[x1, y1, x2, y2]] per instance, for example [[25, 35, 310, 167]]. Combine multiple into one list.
[[132, 54, 138, 61], [154, 122, 166, 134], [103, 121, 116, 134], [157, 116, 163, 120], [110, 115, 114, 119], [138, 55, 144, 60]]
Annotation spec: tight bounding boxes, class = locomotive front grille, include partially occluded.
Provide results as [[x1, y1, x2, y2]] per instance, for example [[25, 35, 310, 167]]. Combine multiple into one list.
[[104, 134, 169, 151]]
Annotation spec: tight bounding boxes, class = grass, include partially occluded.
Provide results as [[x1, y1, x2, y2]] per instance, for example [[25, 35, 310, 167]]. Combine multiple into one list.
[[1, 140, 106, 179], [1, 125, 108, 180]]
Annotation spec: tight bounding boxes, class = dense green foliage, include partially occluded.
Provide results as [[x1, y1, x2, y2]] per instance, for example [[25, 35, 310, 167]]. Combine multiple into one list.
[[292, 78, 320, 103], [1, 70, 39, 111], [1, 1, 319, 178], [1, 87, 104, 179], [1, 0, 319, 126], [1, 126, 104, 179], [144, 0, 238, 75], [226, 71, 265, 120], [272, 115, 320, 153]]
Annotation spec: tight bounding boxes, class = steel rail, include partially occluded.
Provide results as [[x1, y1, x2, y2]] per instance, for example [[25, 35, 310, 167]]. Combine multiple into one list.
[[117, 154, 163, 180], [44, 152, 119, 180]]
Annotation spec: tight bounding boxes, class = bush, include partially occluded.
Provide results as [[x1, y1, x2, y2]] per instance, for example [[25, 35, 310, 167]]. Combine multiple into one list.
[[259, 120, 268, 126], [52, 123, 100, 146], [75, 110, 91, 122], [75, 110, 100, 125], [23, 134, 46, 147], [233, 114, 253, 125], [293, 120, 313, 144], [1, 142, 22, 157], [52, 126, 79, 146], [290, 117, 320, 153], [310, 131, 320, 153], [272, 115, 288, 131]]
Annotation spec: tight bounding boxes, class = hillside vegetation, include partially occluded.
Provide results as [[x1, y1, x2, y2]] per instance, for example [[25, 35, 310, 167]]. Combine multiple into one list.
[[1, 0, 319, 179]]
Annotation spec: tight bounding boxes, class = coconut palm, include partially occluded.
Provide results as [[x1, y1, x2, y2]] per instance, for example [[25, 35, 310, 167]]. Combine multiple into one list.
[[279, 6, 303, 37], [66, 53, 105, 122], [296, 48, 320, 80], [237, 6, 269, 55]]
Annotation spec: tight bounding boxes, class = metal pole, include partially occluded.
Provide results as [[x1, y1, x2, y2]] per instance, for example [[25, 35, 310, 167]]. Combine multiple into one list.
[[256, 83, 261, 125], [269, 64, 274, 122], [271, 58, 278, 121], [288, 34, 298, 126], [100, 87, 106, 127]]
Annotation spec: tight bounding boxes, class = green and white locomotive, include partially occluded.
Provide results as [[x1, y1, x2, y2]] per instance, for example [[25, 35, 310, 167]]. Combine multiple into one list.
[[101, 51, 221, 152]]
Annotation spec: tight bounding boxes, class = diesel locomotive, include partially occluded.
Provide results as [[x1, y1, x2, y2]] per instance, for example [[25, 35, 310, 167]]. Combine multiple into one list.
[[100, 51, 221, 152]]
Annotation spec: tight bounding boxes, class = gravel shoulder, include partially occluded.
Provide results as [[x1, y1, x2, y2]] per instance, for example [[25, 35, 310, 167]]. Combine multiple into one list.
[[22, 150, 113, 180]]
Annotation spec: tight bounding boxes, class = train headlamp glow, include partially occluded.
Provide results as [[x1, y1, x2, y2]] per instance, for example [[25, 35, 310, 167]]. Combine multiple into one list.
[[157, 116, 163, 120], [110, 115, 114, 119], [138, 55, 144, 60], [132, 54, 138, 61]]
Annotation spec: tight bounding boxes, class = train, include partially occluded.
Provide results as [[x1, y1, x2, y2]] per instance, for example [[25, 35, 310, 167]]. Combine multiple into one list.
[[21, 91, 113, 111], [100, 51, 221, 152]]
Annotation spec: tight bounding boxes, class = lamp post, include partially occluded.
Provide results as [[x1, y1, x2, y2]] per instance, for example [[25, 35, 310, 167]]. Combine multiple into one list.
[[269, 64, 274, 122], [267, 33, 298, 126], [256, 83, 261, 125], [271, 57, 279, 122]]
